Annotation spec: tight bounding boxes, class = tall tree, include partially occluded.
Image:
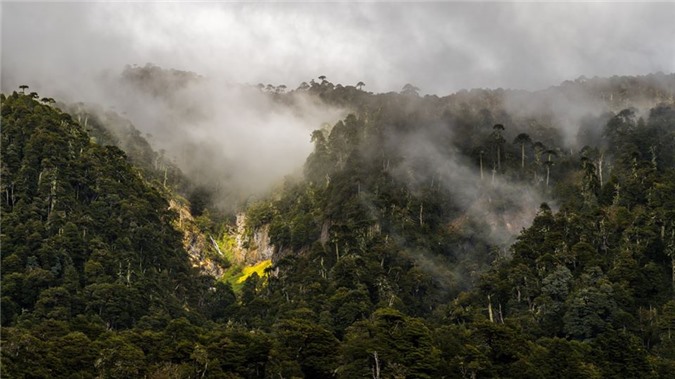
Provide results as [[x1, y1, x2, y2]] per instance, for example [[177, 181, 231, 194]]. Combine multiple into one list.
[[492, 124, 506, 171], [544, 149, 557, 188], [514, 133, 532, 170]]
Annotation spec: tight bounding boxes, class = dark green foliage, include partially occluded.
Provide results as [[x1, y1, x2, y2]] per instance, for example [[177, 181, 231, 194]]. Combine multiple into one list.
[[3, 71, 675, 377], [244, 75, 675, 377], [0, 92, 231, 377]]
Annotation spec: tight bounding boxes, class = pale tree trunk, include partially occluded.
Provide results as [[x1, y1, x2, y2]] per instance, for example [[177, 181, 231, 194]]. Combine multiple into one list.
[[598, 153, 604, 187], [521, 144, 525, 169], [488, 294, 494, 323], [209, 236, 223, 256], [497, 146, 501, 171], [372, 351, 381, 379], [671, 255, 675, 297], [480, 156, 484, 180], [668, 236, 675, 297], [419, 204, 424, 227]]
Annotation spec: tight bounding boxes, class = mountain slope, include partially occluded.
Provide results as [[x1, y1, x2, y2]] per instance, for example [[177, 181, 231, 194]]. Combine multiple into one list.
[[2, 71, 675, 377], [0, 92, 236, 377]]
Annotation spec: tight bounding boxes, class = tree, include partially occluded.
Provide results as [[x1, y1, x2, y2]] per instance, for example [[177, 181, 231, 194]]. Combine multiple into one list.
[[581, 156, 600, 205], [532, 141, 547, 183], [472, 146, 486, 181], [270, 318, 340, 377], [544, 160, 554, 188], [513, 133, 532, 170], [540, 149, 557, 188], [356, 81, 365, 90], [19, 85, 29, 94], [401, 84, 420, 96], [340, 308, 439, 378], [664, 226, 675, 295], [94, 336, 146, 378], [492, 124, 506, 171], [544, 148, 558, 188]]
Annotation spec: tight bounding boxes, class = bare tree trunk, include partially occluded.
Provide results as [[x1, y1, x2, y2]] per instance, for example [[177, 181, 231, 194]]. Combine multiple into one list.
[[479, 155, 484, 180], [372, 351, 381, 379], [521, 144, 525, 169], [497, 146, 501, 171], [488, 294, 494, 323], [419, 203, 424, 227], [672, 254, 675, 298], [209, 235, 223, 256], [667, 229, 675, 297], [201, 362, 208, 379], [598, 153, 604, 187]]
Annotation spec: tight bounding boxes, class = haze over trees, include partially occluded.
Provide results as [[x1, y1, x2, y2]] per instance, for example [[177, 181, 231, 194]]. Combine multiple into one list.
[[2, 71, 675, 378]]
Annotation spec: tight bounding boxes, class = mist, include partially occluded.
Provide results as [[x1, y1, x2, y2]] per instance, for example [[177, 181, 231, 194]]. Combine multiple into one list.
[[92, 65, 347, 207], [2, 2, 673, 209], [392, 122, 545, 248], [3, 3, 673, 94]]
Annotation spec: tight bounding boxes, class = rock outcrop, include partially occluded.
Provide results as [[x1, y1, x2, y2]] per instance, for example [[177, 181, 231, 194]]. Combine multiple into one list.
[[233, 213, 275, 265], [169, 200, 225, 278]]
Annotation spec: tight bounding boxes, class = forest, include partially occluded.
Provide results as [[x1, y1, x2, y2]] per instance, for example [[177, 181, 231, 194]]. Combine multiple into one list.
[[2, 71, 675, 378]]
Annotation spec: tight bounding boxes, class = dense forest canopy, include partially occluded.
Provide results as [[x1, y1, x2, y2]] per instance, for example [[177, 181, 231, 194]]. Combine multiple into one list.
[[2, 71, 675, 378]]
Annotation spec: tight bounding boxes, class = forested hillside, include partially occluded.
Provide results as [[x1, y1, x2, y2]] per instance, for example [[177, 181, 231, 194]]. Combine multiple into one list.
[[2, 72, 675, 378]]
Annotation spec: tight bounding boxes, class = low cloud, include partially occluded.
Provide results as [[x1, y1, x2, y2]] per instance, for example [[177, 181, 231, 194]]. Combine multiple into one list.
[[3, 3, 673, 96]]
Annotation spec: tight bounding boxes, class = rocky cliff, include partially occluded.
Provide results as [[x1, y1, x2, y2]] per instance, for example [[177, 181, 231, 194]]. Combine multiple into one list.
[[232, 213, 275, 265], [169, 199, 226, 278]]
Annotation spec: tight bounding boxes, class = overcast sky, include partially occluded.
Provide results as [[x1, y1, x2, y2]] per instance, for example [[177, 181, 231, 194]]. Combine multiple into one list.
[[2, 2, 674, 96]]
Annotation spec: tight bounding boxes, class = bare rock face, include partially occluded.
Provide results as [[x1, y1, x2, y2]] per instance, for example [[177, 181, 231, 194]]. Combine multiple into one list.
[[233, 213, 275, 265], [169, 200, 225, 278]]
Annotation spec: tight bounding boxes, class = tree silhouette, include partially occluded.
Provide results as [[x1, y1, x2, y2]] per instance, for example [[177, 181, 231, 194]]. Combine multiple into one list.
[[472, 146, 486, 181], [544, 160, 554, 188], [513, 133, 532, 170], [19, 85, 29, 94], [401, 83, 420, 96], [532, 141, 547, 183], [492, 124, 506, 171], [356, 81, 365, 90], [544, 149, 558, 187]]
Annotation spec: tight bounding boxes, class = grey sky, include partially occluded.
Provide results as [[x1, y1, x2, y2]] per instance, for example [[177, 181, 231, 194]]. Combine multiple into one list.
[[2, 2, 674, 96]]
